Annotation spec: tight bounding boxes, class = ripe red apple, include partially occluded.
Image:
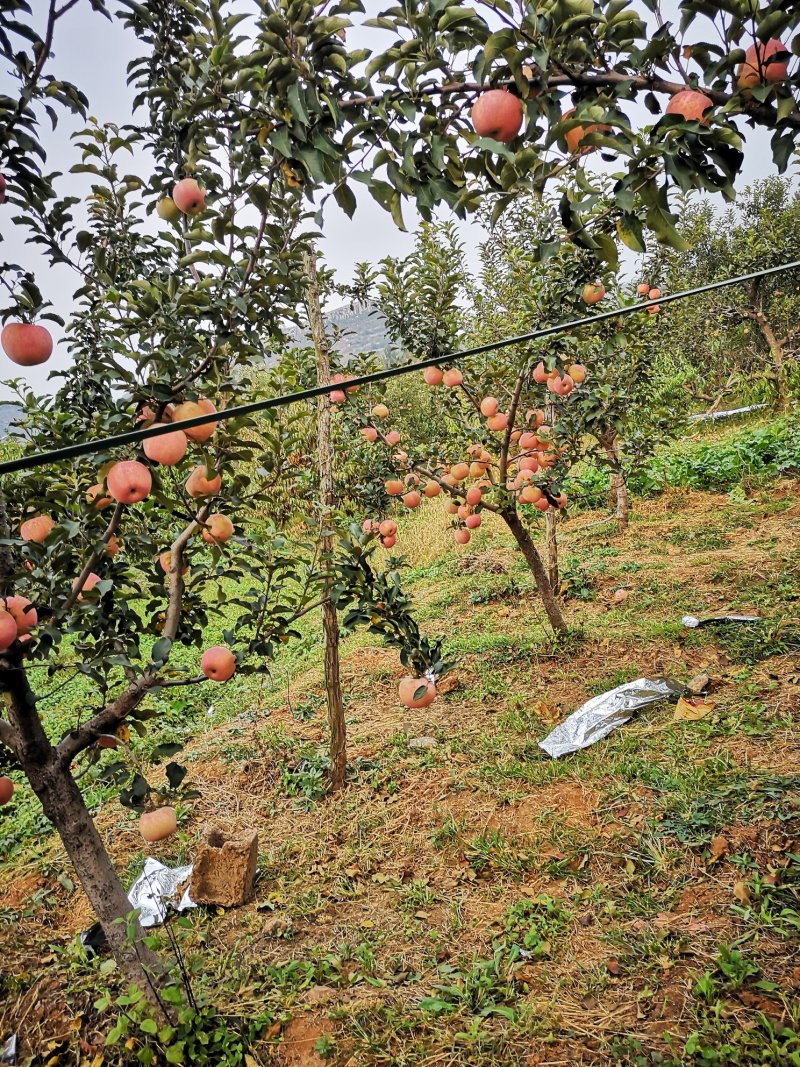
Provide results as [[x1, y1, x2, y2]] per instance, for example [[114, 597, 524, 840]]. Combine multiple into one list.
[[1, 322, 53, 366], [738, 39, 789, 89], [379, 520, 397, 538], [361, 426, 378, 442], [666, 89, 712, 124], [143, 425, 188, 466], [201, 645, 236, 681], [386, 430, 401, 446], [0, 776, 13, 805], [534, 496, 550, 512], [20, 515, 54, 543], [450, 462, 469, 481], [172, 399, 216, 443], [465, 486, 483, 506], [5, 595, 37, 635], [442, 368, 463, 387], [533, 362, 548, 384], [487, 412, 508, 432], [140, 806, 177, 843], [454, 529, 471, 545], [423, 367, 443, 386], [471, 89, 524, 144], [107, 460, 152, 504], [385, 479, 404, 496], [582, 282, 605, 305], [202, 514, 234, 544], [520, 484, 543, 504], [159, 550, 188, 575], [561, 107, 611, 155], [381, 534, 396, 549], [398, 675, 437, 709], [0, 610, 17, 651], [185, 465, 221, 499], [423, 482, 441, 498], [465, 513, 481, 529], [106, 536, 120, 557], [568, 363, 587, 384], [172, 178, 205, 216], [371, 403, 389, 419], [402, 490, 421, 508], [636, 282, 650, 296], [72, 572, 101, 600], [86, 483, 112, 510], [480, 396, 499, 417]]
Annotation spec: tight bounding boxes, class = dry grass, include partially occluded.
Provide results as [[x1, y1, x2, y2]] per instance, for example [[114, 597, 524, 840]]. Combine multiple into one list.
[[1, 485, 799, 1066]]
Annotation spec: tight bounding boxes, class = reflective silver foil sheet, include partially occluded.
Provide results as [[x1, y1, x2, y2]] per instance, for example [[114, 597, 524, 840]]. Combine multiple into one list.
[[539, 677, 684, 758]]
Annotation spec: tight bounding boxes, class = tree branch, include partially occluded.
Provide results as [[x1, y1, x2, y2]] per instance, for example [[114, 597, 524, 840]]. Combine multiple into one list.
[[62, 502, 125, 612]]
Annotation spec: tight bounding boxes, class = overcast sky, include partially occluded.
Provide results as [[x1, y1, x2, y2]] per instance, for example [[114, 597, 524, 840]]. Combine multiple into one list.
[[0, 0, 786, 399]]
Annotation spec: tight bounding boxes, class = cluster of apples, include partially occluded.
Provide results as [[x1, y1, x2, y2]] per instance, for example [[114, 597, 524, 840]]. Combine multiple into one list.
[[469, 38, 789, 147], [361, 517, 397, 550], [637, 282, 662, 315], [0, 594, 37, 652]]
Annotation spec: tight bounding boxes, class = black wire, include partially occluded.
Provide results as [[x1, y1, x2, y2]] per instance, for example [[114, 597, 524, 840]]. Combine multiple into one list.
[[1, 258, 798, 477]]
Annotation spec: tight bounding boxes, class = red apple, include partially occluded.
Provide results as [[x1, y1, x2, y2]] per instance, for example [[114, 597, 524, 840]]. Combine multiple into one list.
[[140, 806, 177, 843], [666, 89, 712, 124], [737, 39, 789, 89], [201, 645, 236, 681], [1, 323, 53, 366], [471, 90, 524, 144], [5, 595, 37, 635], [398, 675, 437, 709], [20, 515, 54, 543], [172, 178, 205, 216], [107, 460, 152, 504], [143, 425, 188, 466], [0, 776, 13, 805], [582, 282, 605, 305]]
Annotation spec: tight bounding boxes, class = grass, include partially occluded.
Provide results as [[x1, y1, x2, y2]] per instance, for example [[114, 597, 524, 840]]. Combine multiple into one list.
[[1, 419, 799, 1065]]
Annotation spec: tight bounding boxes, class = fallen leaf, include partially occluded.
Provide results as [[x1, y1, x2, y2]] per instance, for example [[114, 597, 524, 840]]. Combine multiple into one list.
[[733, 880, 751, 904], [708, 834, 729, 864], [673, 696, 716, 722]]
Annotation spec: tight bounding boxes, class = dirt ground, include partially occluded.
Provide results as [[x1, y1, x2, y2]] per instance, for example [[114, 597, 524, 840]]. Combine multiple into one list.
[[1, 487, 799, 1065]]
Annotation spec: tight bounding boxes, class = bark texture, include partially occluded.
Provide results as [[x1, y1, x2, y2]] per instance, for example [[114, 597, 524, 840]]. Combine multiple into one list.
[[303, 249, 347, 789]]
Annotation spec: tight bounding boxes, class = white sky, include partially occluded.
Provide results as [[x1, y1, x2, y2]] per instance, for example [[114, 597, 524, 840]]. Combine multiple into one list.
[[0, 0, 783, 399]]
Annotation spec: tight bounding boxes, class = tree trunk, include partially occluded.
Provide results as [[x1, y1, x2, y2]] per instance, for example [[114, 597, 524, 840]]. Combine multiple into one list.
[[1, 659, 164, 1003], [599, 431, 629, 533], [748, 277, 788, 413], [753, 309, 788, 413], [303, 249, 347, 790], [544, 400, 559, 591], [501, 508, 567, 632], [31, 757, 165, 999], [545, 509, 559, 591]]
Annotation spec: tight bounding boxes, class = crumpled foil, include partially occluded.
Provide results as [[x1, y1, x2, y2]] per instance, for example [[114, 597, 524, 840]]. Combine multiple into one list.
[[129, 856, 196, 927], [539, 677, 684, 758], [80, 857, 196, 956], [681, 614, 759, 628]]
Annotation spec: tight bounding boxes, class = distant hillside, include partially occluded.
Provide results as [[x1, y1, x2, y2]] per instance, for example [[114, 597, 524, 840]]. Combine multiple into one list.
[[0, 404, 20, 436], [287, 301, 395, 364]]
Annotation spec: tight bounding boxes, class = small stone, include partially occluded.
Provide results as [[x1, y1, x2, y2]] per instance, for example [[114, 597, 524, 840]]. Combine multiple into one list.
[[304, 985, 337, 1007], [612, 588, 629, 605], [408, 736, 438, 750], [262, 915, 293, 938], [687, 672, 711, 695]]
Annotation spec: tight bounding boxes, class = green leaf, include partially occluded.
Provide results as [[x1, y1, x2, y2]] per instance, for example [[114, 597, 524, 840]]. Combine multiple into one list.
[[616, 214, 646, 253], [438, 6, 479, 31], [333, 181, 357, 218]]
